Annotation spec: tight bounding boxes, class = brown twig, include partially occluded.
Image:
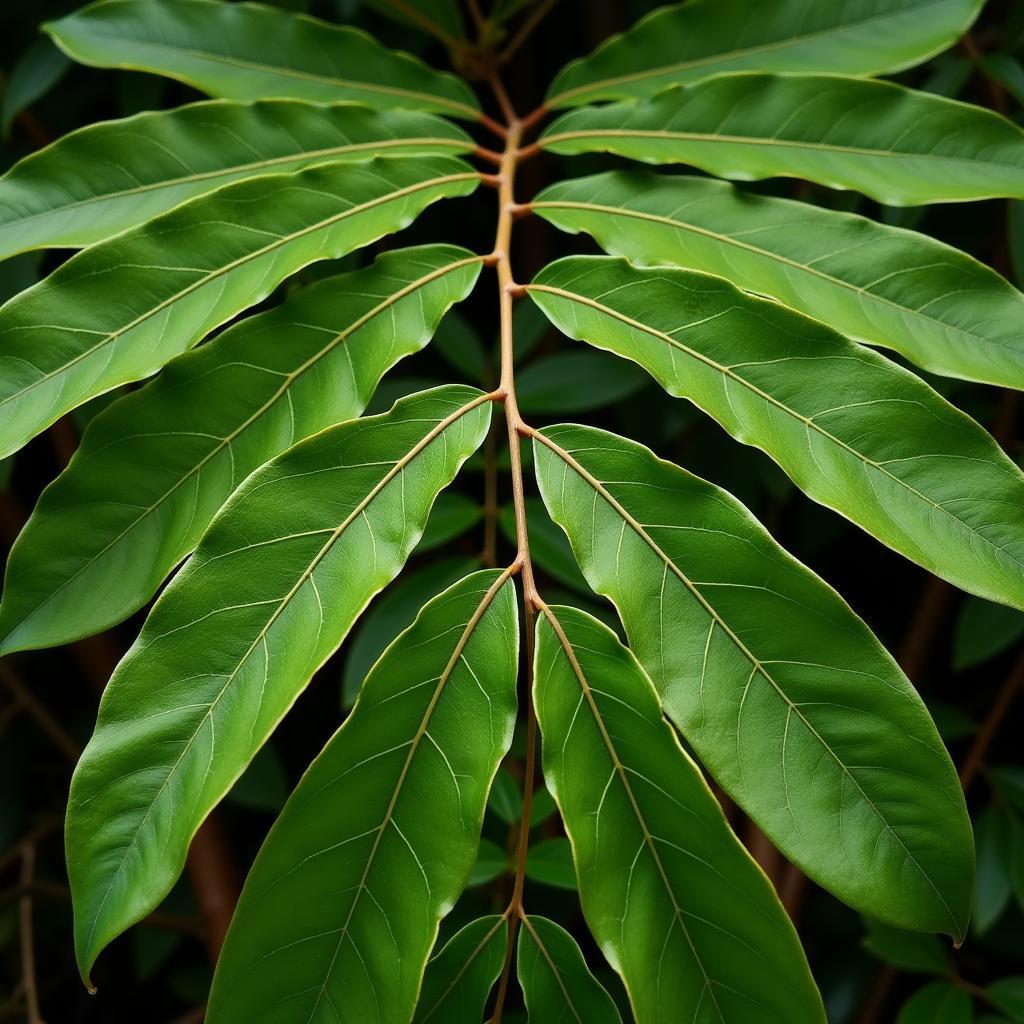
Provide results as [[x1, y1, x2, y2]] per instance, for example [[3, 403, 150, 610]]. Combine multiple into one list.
[[499, 0, 559, 64], [19, 846, 44, 1024], [0, 663, 80, 763], [379, 0, 464, 50], [959, 649, 1024, 793]]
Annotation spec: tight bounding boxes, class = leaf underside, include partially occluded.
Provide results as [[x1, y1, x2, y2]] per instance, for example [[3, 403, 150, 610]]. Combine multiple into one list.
[[208, 569, 518, 1024], [66, 385, 491, 983]]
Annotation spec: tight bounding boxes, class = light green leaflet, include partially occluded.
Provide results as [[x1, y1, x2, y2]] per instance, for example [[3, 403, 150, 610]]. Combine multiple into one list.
[[0, 101, 473, 258], [66, 385, 491, 984], [533, 170, 1024, 388], [0, 246, 482, 655], [517, 915, 623, 1023], [527, 257, 1024, 612], [413, 916, 508, 1023], [208, 570, 518, 1024], [546, 0, 983, 107], [534, 605, 825, 1024], [533, 424, 973, 937], [46, 0, 481, 118], [0, 154, 479, 460], [540, 74, 1024, 206]]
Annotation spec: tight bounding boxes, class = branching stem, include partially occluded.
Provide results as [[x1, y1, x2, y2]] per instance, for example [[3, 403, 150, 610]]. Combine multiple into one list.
[[482, 73, 547, 1022]]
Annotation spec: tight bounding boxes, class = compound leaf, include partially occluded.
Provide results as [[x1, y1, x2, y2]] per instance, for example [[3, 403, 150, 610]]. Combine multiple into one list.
[[546, 0, 984, 107], [517, 915, 622, 1023], [540, 74, 1024, 206], [46, 0, 480, 118], [533, 170, 1024, 388], [413, 916, 509, 1023], [533, 423, 973, 937], [527, 257, 1024, 612], [0, 245, 481, 654], [0, 101, 473, 259], [0, 154, 478, 459], [534, 604, 825, 1023], [66, 385, 491, 984], [207, 569, 518, 1023]]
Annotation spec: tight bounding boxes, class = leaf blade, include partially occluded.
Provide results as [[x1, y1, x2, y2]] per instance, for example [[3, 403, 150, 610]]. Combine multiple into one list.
[[0, 100, 473, 258], [413, 916, 509, 1023], [45, 0, 480, 118], [517, 915, 622, 1023], [66, 384, 491, 982], [546, 0, 984, 107], [0, 154, 479, 459], [534, 604, 825, 1024], [533, 170, 1024, 388], [0, 245, 481, 654], [207, 568, 518, 1023], [532, 422, 973, 936], [540, 74, 1024, 206], [527, 256, 1024, 612]]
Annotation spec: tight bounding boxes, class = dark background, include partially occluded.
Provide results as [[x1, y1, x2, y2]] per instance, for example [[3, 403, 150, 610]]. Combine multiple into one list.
[[1, 1, 1022, 1020]]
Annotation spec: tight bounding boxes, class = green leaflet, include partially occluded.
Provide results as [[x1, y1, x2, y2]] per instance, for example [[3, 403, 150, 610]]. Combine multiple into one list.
[[527, 257, 1024, 612], [0, 154, 478, 459], [540, 74, 1024, 206], [534, 605, 825, 1024], [0, 101, 473, 258], [533, 170, 1024, 388], [0, 246, 481, 654], [546, 0, 983, 107], [66, 385, 491, 984], [532, 423, 973, 936], [413, 916, 508, 1023], [342, 553, 481, 708], [207, 569, 518, 1024], [45, 0, 481, 119], [517, 915, 621, 1022]]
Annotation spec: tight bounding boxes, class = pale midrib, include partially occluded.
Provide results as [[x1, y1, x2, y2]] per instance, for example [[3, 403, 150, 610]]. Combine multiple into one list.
[[8, 137, 470, 231], [540, 603, 726, 1023], [547, 1, 962, 104], [16, 257, 481, 636], [2, 170, 478, 411], [416, 917, 505, 1022], [305, 568, 512, 1023], [64, 34, 480, 117], [527, 282, 1024, 579], [535, 431, 961, 935], [531, 199, 1005, 352], [540, 127, 1020, 171], [520, 917, 584, 1023], [81, 394, 490, 966]]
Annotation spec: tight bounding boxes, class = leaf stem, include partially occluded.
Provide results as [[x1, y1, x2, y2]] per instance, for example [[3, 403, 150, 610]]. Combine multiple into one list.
[[484, 73, 545, 1021]]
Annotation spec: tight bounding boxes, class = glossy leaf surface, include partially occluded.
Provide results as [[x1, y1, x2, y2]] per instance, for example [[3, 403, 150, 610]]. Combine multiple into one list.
[[533, 423, 973, 936], [517, 915, 622, 1023], [534, 170, 1024, 387], [540, 74, 1024, 205], [534, 604, 825, 1023], [66, 385, 491, 983], [208, 569, 518, 1023], [413, 916, 508, 1023], [0, 246, 481, 654], [0, 101, 473, 258], [0, 155, 478, 459], [46, 0, 481, 118], [546, 0, 984, 107], [527, 257, 1024, 612]]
